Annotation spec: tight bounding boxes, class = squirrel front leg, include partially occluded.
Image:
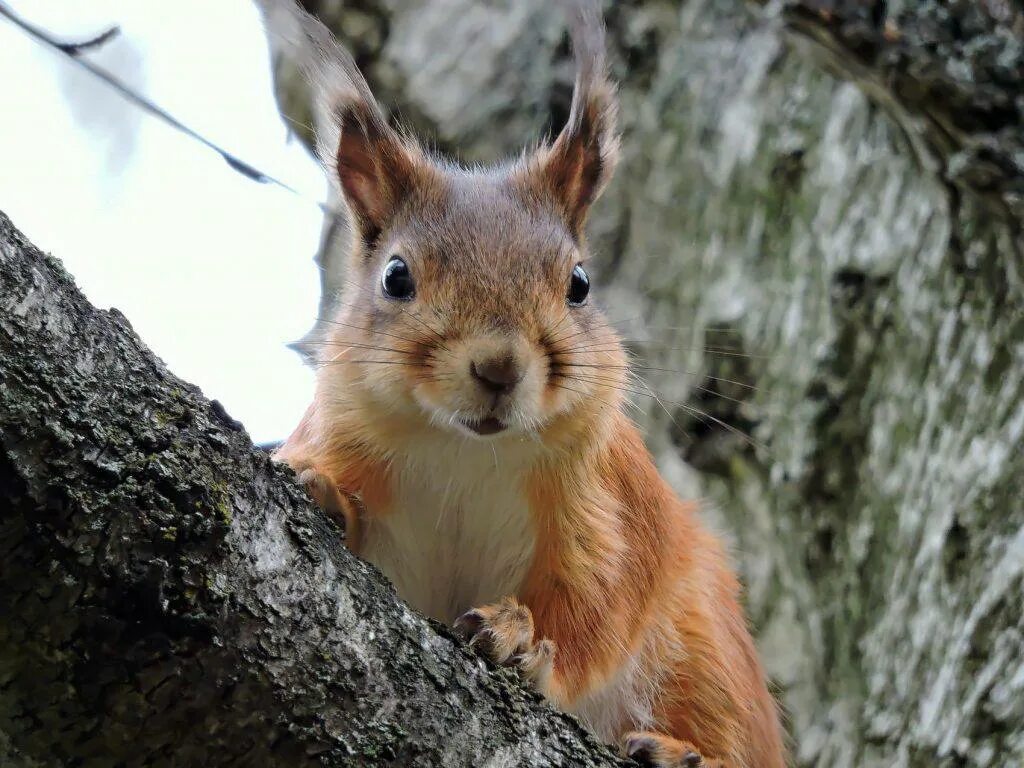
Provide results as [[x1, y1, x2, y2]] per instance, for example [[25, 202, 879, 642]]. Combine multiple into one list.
[[454, 597, 559, 700], [453, 599, 733, 768], [272, 413, 365, 552], [296, 467, 363, 553]]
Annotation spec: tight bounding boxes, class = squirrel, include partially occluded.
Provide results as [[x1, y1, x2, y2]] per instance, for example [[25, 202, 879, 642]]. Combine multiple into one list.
[[273, 3, 786, 766]]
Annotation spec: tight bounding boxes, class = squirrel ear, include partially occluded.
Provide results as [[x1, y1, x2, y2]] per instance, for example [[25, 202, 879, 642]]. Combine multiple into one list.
[[330, 102, 417, 243], [538, 3, 619, 237]]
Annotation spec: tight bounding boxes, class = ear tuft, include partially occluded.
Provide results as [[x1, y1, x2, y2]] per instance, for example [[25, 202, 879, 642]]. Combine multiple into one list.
[[331, 100, 417, 245], [538, 1, 620, 236], [269, 1, 424, 245]]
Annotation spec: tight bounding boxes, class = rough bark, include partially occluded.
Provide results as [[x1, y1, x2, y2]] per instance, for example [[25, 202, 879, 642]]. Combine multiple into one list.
[[0, 210, 627, 767], [265, 2, 1024, 766]]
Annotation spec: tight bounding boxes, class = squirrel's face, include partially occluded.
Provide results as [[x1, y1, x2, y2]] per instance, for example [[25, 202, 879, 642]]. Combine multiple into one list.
[[324, 171, 626, 442], [309, 6, 621, 444]]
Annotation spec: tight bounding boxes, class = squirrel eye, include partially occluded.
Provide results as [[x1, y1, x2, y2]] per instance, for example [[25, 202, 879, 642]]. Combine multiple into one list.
[[566, 264, 590, 307], [381, 256, 415, 300]]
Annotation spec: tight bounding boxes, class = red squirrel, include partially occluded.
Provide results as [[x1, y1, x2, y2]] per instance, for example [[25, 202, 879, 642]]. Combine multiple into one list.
[[274, 4, 786, 766]]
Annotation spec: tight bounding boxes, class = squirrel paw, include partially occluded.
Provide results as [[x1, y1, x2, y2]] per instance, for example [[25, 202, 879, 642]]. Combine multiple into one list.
[[297, 468, 362, 551], [454, 597, 556, 693], [622, 732, 724, 768]]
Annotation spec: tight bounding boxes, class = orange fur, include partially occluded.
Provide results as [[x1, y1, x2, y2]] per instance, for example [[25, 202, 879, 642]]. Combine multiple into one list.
[[518, 417, 784, 766], [276, 4, 786, 766], [282, 391, 785, 765]]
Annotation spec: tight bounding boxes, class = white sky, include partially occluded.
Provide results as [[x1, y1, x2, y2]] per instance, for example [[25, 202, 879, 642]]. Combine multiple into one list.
[[0, 0, 326, 442]]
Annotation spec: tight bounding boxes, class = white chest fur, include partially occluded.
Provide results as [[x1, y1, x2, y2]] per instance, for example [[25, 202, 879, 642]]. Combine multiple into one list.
[[359, 438, 537, 623]]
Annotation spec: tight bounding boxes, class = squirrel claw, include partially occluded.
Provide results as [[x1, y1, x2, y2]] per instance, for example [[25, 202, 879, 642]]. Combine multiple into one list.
[[622, 732, 723, 768], [453, 608, 487, 643], [455, 597, 556, 693]]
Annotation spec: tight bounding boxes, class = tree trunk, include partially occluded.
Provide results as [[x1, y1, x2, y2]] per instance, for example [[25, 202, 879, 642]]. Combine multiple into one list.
[[265, 2, 1024, 766], [0, 210, 626, 767]]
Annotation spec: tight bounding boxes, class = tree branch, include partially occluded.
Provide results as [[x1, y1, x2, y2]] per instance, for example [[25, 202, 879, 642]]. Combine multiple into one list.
[[0, 209, 626, 767]]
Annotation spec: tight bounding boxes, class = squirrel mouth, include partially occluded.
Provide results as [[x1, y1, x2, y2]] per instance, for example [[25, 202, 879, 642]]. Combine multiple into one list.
[[460, 416, 506, 436]]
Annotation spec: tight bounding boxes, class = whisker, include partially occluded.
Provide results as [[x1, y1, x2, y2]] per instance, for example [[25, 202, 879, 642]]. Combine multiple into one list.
[[557, 367, 696, 451], [311, 315, 428, 347], [555, 316, 745, 347], [314, 358, 425, 368], [338, 276, 452, 352], [689, 384, 748, 406], [305, 340, 420, 357], [546, 307, 574, 342], [549, 378, 640, 414], [630, 366, 760, 392], [545, 311, 638, 347], [619, 368, 750, 407], [565, 341, 768, 359], [554, 362, 759, 392], [545, 318, 593, 348], [548, 380, 592, 398], [554, 371, 766, 453], [602, 320, 744, 336], [626, 371, 684, 443], [547, 315, 641, 348], [673, 401, 766, 453], [550, 372, 655, 401]]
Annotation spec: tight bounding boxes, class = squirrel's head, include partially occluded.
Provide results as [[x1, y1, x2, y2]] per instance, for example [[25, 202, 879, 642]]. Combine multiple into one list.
[[307, 4, 626, 447]]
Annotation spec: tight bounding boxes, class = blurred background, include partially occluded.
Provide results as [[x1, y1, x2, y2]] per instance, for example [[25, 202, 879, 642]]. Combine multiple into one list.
[[0, 0, 323, 442], [1, 1, 1022, 766]]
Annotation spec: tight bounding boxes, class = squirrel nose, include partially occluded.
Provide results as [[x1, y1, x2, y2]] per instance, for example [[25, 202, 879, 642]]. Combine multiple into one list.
[[470, 356, 524, 395]]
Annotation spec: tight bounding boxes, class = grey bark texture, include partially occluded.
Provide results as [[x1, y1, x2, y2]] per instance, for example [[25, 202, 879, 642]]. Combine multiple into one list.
[[0, 210, 628, 767], [265, 2, 1024, 766]]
